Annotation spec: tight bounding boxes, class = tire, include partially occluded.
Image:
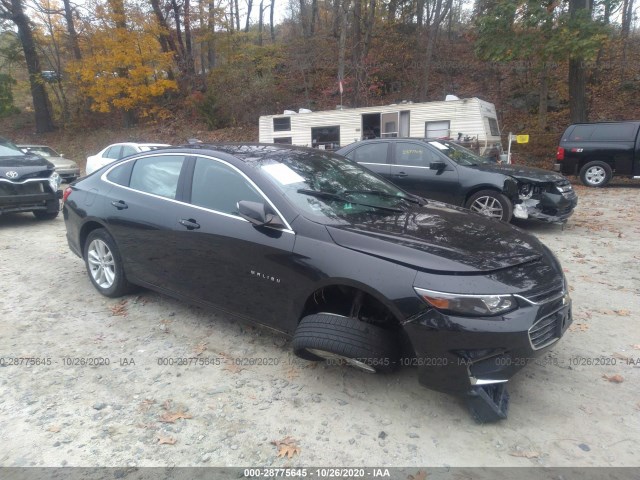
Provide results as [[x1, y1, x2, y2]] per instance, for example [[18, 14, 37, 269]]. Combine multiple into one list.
[[84, 228, 134, 297], [33, 210, 59, 220], [579, 161, 612, 187], [292, 313, 400, 374], [465, 190, 513, 222], [33, 199, 60, 220]]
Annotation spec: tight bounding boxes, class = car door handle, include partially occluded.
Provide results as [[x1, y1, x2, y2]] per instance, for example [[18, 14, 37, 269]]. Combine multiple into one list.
[[110, 200, 128, 210], [395, 171, 408, 177], [179, 218, 200, 230]]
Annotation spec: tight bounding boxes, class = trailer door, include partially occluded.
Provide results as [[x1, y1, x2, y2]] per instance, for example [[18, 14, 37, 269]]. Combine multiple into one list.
[[381, 112, 399, 138]]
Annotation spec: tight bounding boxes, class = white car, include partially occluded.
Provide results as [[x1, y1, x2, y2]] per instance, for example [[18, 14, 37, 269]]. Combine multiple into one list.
[[85, 142, 170, 175]]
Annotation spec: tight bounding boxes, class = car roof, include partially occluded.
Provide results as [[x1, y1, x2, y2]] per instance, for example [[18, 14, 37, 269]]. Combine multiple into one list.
[[18, 144, 50, 148]]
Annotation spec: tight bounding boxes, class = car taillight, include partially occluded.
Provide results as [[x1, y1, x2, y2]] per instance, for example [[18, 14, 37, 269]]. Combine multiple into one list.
[[62, 187, 72, 203], [556, 147, 565, 161]]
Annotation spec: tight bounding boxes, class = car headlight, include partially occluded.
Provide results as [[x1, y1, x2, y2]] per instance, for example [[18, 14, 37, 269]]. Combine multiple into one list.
[[48, 172, 61, 191], [414, 287, 517, 317]]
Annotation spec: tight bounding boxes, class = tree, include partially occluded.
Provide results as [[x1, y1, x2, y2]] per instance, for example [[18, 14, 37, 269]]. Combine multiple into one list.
[[0, 0, 54, 132], [67, 1, 178, 124]]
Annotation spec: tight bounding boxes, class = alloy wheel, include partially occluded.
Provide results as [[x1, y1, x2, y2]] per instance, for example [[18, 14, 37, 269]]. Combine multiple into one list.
[[584, 166, 606, 186], [470, 196, 504, 219], [87, 239, 116, 289]]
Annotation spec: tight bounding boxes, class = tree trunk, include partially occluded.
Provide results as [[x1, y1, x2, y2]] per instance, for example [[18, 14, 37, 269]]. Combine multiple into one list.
[[245, 0, 253, 32], [258, 0, 264, 45], [270, 0, 275, 41], [234, 0, 240, 30], [352, 0, 362, 105], [310, 0, 318, 34], [337, 0, 348, 85], [62, 0, 81, 60], [7, 0, 54, 132], [108, 0, 136, 126], [538, 66, 548, 130], [568, 0, 590, 122]]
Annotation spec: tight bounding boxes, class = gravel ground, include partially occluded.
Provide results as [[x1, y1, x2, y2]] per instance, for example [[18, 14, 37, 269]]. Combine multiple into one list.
[[0, 182, 639, 468]]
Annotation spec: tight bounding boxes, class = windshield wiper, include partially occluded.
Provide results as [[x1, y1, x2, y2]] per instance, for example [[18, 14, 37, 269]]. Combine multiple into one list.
[[342, 189, 425, 206], [297, 189, 404, 213]]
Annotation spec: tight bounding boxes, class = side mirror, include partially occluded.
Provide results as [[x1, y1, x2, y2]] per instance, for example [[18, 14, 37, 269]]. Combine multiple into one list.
[[238, 200, 285, 228], [429, 161, 447, 171]]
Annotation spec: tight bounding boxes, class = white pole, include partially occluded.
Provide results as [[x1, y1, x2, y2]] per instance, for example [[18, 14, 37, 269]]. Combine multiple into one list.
[[507, 132, 513, 164]]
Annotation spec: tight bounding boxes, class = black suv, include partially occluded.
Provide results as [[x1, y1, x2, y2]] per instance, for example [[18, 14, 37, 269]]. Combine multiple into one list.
[[336, 138, 577, 223], [555, 121, 640, 187], [0, 137, 62, 220]]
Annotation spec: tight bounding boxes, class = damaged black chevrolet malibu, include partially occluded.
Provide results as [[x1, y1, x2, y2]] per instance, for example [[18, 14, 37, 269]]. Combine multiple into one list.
[[63, 144, 572, 422], [336, 138, 578, 223]]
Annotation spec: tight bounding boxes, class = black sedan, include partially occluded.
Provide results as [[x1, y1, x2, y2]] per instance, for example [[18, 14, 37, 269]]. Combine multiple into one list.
[[336, 139, 578, 223], [63, 144, 572, 422]]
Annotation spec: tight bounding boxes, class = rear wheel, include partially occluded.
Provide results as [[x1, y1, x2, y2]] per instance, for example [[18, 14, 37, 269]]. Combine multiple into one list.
[[84, 228, 134, 297], [465, 190, 513, 222], [292, 313, 400, 373], [579, 161, 612, 187], [33, 199, 60, 220]]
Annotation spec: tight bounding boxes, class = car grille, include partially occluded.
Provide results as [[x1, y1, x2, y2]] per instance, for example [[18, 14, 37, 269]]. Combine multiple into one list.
[[0, 181, 46, 196], [554, 179, 573, 193], [529, 308, 566, 349]]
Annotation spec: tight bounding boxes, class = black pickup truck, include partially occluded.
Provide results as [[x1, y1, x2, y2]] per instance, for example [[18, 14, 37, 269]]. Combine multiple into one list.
[[555, 121, 640, 187]]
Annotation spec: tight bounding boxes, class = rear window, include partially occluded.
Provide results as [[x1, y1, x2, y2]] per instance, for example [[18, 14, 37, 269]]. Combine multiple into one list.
[[568, 123, 638, 142]]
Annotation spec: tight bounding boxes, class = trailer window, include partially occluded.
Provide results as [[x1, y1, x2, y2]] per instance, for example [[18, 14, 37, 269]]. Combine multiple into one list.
[[273, 117, 291, 132], [311, 126, 340, 150], [487, 117, 500, 136], [425, 121, 450, 139], [273, 137, 292, 144]]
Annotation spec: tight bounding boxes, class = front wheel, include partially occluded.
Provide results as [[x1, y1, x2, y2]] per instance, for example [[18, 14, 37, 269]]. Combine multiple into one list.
[[84, 228, 134, 297], [579, 161, 612, 187], [465, 190, 513, 222], [292, 313, 400, 374]]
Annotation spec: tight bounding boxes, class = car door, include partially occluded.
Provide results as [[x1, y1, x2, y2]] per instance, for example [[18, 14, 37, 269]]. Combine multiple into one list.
[[343, 141, 391, 177], [389, 141, 461, 204], [103, 154, 189, 290], [169, 155, 297, 326]]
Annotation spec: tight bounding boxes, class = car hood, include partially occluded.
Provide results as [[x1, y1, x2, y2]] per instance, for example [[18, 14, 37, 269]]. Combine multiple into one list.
[[472, 163, 565, 183], [0, 154, 55, 181], [44, 155, 78, 168], [326, 202, 544, 273]]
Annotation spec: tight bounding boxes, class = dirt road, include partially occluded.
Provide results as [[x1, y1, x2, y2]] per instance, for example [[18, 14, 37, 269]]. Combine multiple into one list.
[[0, 183, 638, 468]]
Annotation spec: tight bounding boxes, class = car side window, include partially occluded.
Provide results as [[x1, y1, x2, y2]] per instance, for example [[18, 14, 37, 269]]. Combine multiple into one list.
[[191, 157, 263, 216], [129, 155, 185, 199], [346, 143, 389, 164], [106, 161, 134, 186], [568, 125, 595, 141], [104, 146, 122, 159], [121, 145, 137, 158], [394, 142, 437, 167]]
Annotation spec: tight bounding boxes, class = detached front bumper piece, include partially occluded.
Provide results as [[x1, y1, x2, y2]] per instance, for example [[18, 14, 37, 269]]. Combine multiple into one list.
[[466, 384, 510, 423], [514, 191, 578, 223]]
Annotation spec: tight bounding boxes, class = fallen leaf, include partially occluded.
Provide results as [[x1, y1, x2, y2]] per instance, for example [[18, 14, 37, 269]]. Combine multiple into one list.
[[193, 342, 207, 356], [159, 410, 193, 423], [271, 436, 301, 459], [569, 323, 589, 332], [633, 345, 640, 350], [47, 425, 61, 433], [162, 399, 173, 410], [110, 300, 128, 317], [613, 310, 631, 317], [602, 374, 624, 383], [138, 399, 156, 412], [407, 471, 428, 480], [156, 435, 177, 445], [285, 367, 299, 380], [509, 451, 540, 459]]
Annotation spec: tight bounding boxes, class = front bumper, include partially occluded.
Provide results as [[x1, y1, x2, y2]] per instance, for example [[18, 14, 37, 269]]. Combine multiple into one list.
[[514, 190, 578, 223], [402, 292, 572, 395], [56, 167, 80, 181], [0, 180, 60, 214]]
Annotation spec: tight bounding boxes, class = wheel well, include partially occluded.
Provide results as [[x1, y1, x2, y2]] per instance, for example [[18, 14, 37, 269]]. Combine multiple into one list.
[[464, 187, 502, 205], [299, 285, 401, 331], [79, 221, 105, 256], [579, 159, 615, 172]]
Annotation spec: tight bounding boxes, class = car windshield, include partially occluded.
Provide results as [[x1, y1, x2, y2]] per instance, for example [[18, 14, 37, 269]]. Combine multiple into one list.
[[24, 146, 58, 156], [427, 140, 492, 166], [253, 148, 417, 222]]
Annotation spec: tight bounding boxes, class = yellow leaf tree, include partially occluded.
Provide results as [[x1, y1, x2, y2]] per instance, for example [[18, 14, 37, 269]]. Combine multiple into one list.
[[68, 0, 177, 124]]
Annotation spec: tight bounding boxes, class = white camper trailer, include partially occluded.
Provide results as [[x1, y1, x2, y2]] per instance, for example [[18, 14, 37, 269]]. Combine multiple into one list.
[[259, 97, 503, 156]]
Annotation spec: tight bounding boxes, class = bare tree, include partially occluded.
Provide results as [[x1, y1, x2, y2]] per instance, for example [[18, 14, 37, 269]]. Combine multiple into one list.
[[0, 0, 54, 132]]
